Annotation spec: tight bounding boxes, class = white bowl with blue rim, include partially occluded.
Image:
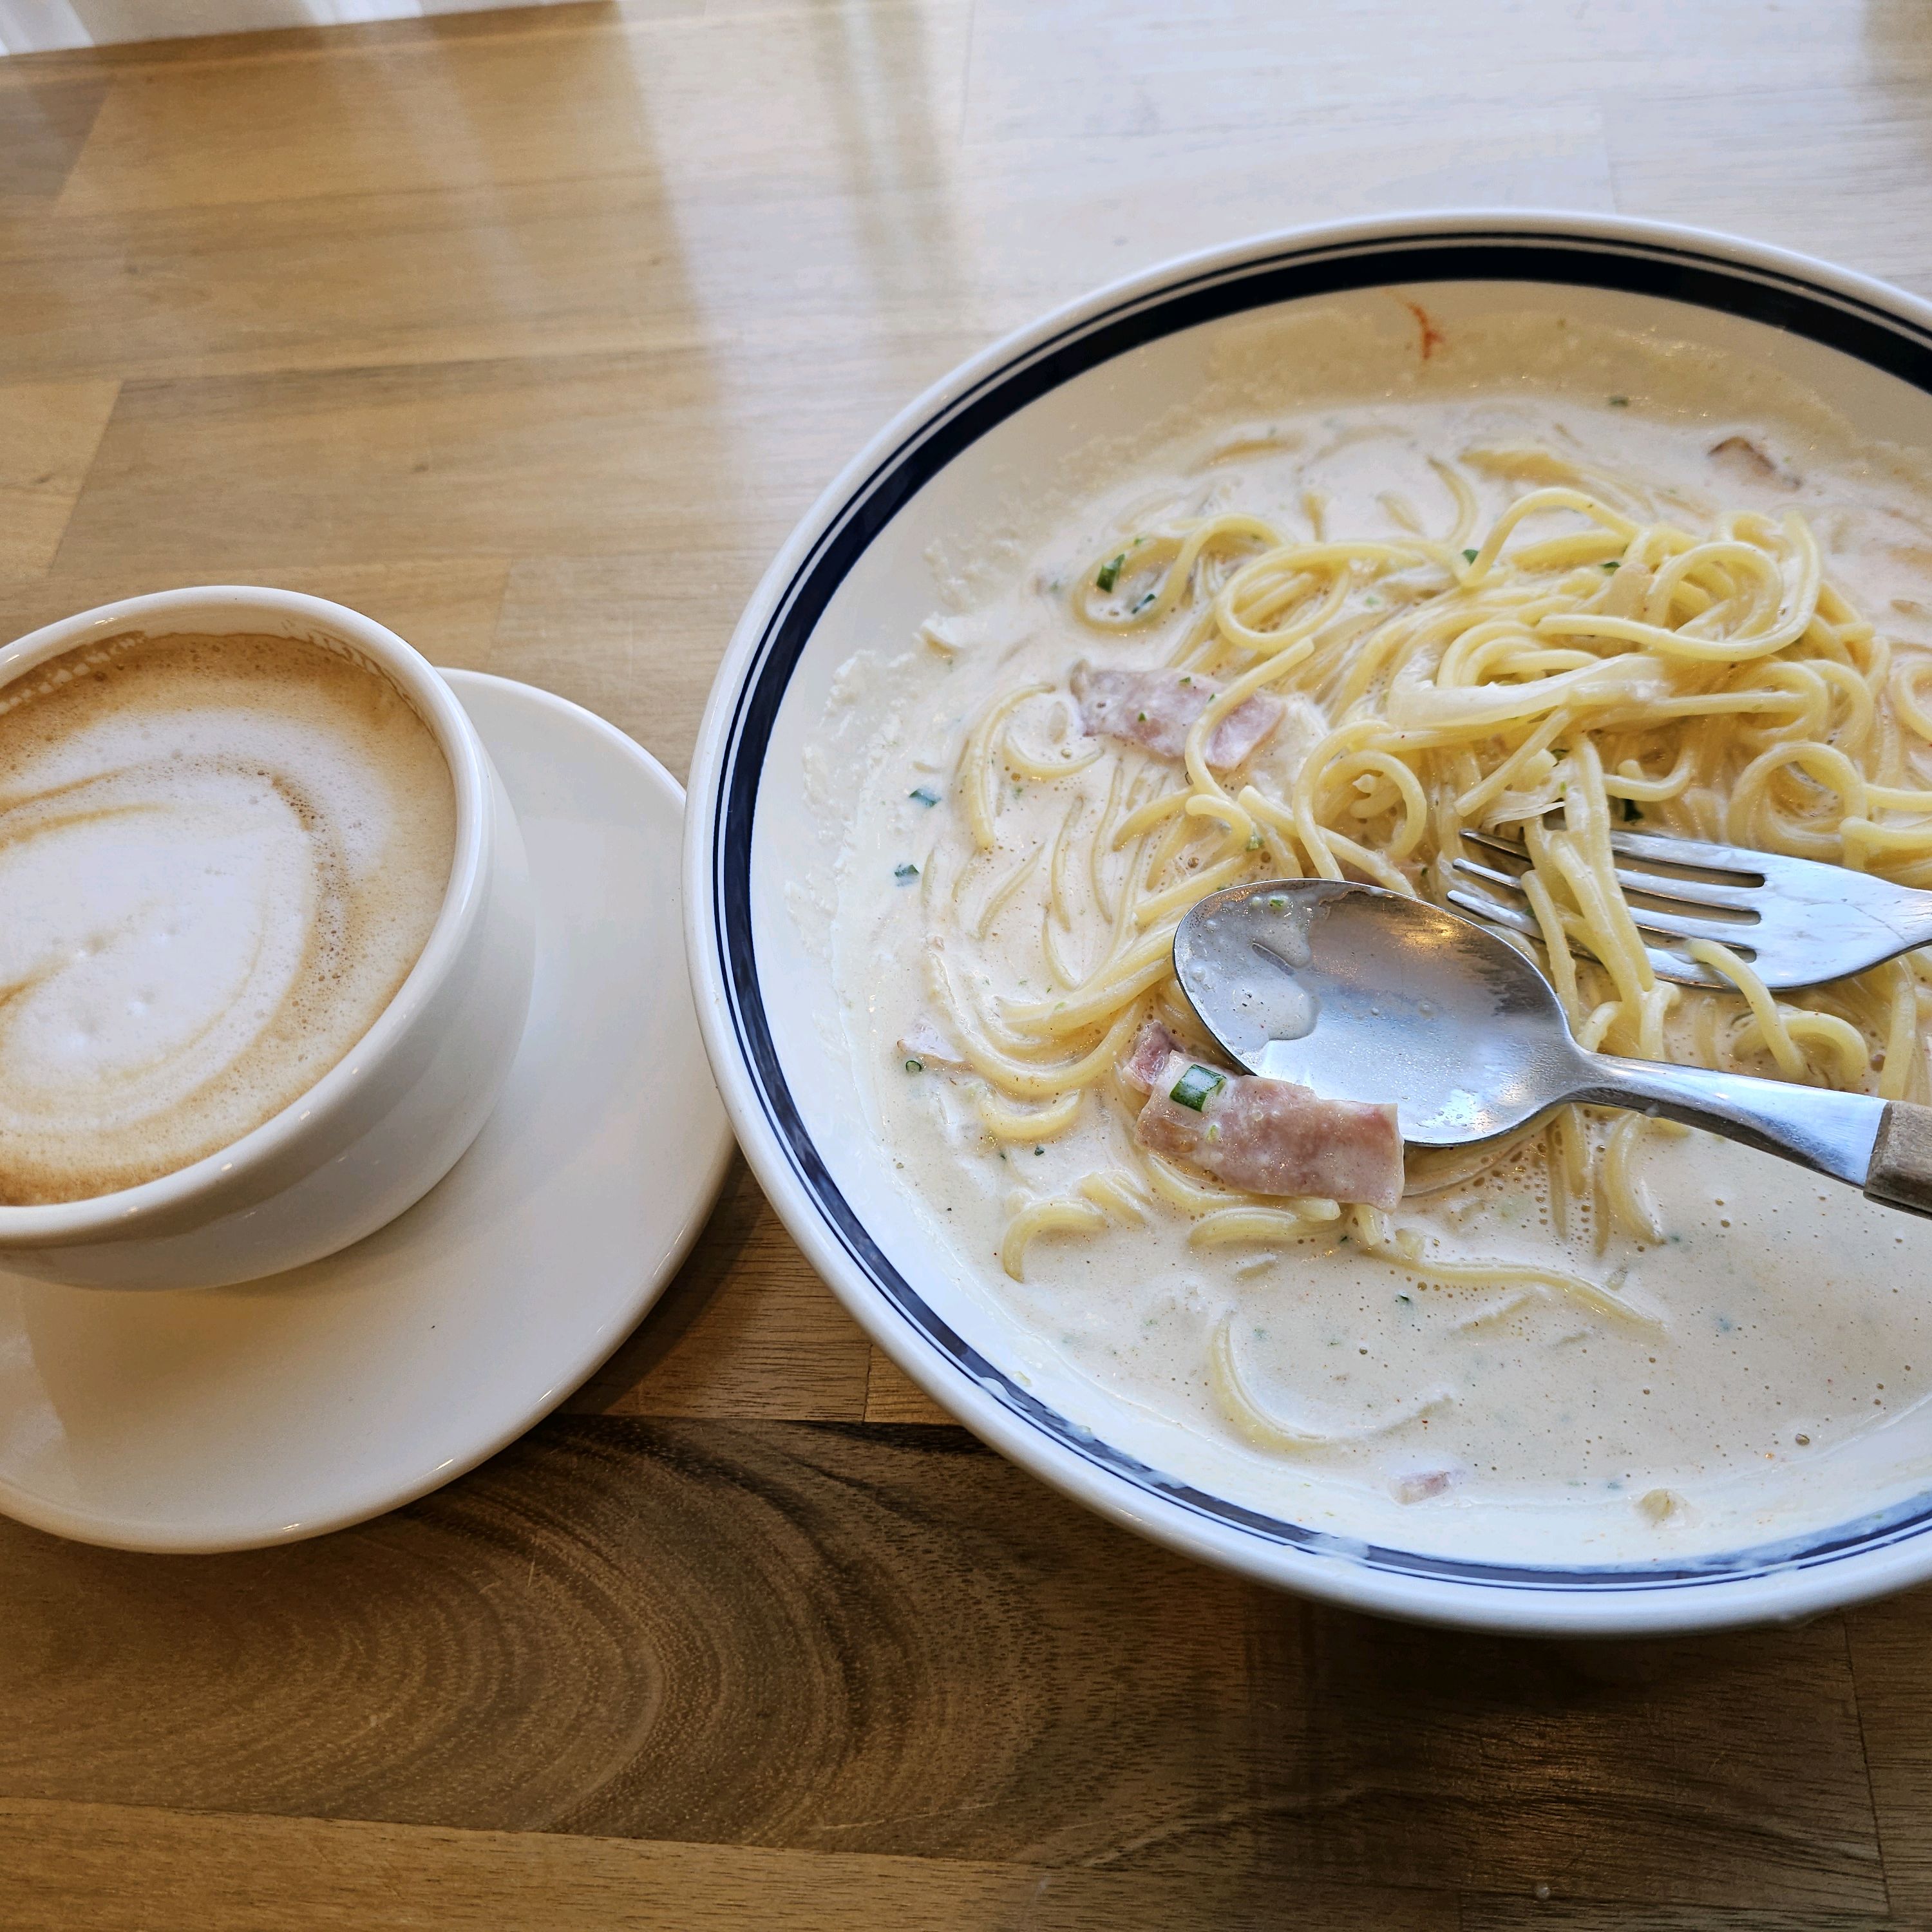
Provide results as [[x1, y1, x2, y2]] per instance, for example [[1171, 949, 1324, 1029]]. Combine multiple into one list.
[[685, 212, 1932, 1634]]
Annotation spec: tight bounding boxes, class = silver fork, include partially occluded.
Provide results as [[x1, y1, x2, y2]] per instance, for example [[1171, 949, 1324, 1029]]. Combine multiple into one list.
[[1444, 823, 1932, 990]]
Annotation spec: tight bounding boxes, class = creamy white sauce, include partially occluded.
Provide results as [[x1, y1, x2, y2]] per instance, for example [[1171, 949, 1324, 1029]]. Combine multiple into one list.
[[821, 308, 1932, 1563]]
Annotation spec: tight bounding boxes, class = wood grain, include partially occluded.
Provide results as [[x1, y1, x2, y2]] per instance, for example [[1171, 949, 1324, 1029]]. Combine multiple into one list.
[[6, 2, 1932, 1924], [864, 1345, 956, 1423], [1464, 1904, 1893, 1932], [0, 1418, 1891, 1913], [493, 550, 770, 782], [1844, 1589, 1932, 1920], [0, 1797, 1454, 1932], [0, 75, 107, 208], [0, 377, 118, 578]]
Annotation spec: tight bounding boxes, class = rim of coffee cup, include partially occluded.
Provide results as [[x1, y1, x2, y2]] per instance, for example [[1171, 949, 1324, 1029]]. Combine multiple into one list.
[[0, 585, 493, 1240]]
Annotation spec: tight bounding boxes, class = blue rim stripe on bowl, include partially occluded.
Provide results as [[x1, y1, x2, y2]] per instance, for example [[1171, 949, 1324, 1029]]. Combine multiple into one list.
[[712, 226, 1932, 1596]]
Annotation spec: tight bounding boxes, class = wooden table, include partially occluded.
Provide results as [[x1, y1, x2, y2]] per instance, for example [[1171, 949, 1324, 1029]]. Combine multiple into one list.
[[5, 4, 1932, 1924]]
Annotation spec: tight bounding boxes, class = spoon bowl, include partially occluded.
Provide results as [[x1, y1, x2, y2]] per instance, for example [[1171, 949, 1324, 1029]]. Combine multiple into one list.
[[1172, 879, 1578, 1149], [1173, 878, 1931, 1217]]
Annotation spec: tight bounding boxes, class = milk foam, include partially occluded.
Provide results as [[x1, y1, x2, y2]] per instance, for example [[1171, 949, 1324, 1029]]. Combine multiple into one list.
[[0, 631, 457, 1203]]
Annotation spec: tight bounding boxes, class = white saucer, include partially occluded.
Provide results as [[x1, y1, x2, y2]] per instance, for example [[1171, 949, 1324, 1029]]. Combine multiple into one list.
[[0, 671, 732, 1553]]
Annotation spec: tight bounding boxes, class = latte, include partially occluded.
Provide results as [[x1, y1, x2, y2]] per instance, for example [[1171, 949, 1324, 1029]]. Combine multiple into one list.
[[0, 630, 457, 1204]]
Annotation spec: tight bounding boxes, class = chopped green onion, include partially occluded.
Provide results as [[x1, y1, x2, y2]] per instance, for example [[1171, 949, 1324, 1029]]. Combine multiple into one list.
[[1602, 560, 1620, 573], [1169, 1064, 1226, 1112], [1132, 591, 1157, 613], [1097, 552, 1126, 591], [1463, 547, 1479, 564], [1034, 1144, 1045, 1155], [904, 1057, 923, 1073], [894, 862, 919, 883], [1608, 394, 1629, 408], [909, 786, 940, 806], [1245, 830, 1263, 851], [1137, 710, 1148, 721], [1267, 893, 1287, 911], [1620, 799, 1643, 822]]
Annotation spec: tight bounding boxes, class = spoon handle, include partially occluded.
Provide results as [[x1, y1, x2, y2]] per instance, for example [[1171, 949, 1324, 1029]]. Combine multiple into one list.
[[1563, 1050, 1932, 1216]]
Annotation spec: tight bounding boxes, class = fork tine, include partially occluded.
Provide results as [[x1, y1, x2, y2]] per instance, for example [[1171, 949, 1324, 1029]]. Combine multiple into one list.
[[1444, 887, 1540, 938], [1604, 828, 1767, 877], [1446, 886, 1728, 989], [1451, 858, 1750, 949], [1611, 867, 1763, 914], [1463, 820, 1765, 911], [1452, 812, 1932, 988], [1460, 826, 1531, 864], [1476, 806, 1766, 878], [1616, 904, 1763, 946], [1450, 856, 1530, 893]]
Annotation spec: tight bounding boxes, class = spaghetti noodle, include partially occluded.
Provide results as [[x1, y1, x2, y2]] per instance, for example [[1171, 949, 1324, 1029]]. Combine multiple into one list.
[[916, 468, 1932, 1448]]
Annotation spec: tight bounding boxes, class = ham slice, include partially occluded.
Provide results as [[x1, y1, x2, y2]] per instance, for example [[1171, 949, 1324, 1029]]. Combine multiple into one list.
[[1072, 665, 1283, 770], [1120, 1019, 1180, 1094], [1132, 1042, 1403, 1210], [1392, 1468, 1458, 1505]]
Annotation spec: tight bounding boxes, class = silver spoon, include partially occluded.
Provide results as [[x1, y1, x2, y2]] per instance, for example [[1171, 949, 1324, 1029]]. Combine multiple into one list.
[[1172, 878, 1932, 1217]]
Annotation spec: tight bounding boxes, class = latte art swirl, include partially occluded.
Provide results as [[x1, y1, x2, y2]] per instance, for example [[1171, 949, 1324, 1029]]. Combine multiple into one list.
[[0, 632, 457, 1204]]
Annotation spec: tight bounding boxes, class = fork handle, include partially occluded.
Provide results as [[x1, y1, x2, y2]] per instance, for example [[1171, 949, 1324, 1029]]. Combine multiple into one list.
[[1561, 1050, 1932, 1220], [1866, 1104, 1932, 1218]]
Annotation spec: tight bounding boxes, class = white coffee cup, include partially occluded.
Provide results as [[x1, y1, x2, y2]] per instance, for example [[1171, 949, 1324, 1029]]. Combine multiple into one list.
[[0, 587, 536, 1291]]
